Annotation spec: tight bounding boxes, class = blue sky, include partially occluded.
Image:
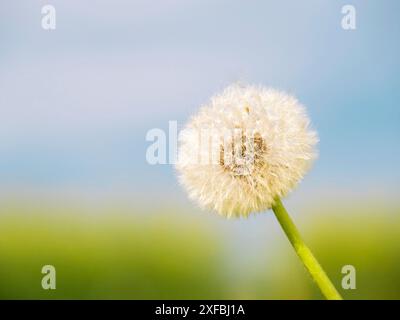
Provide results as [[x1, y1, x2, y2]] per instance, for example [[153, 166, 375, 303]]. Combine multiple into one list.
[[0, 0, 399, 204]]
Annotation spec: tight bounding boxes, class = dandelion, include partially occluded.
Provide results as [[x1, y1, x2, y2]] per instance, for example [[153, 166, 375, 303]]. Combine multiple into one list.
[[176, 84, 342, 300]]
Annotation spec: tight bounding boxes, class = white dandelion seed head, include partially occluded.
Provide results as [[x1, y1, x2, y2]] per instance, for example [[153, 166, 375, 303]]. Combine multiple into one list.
[[176, 84, 318, 218]]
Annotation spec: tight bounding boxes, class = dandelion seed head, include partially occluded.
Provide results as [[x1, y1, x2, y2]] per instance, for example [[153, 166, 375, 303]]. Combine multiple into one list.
[[176, 84, 318, 218]]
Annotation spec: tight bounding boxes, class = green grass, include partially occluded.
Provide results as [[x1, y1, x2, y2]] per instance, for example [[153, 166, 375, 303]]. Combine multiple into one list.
[[0, 201, 399, 299]]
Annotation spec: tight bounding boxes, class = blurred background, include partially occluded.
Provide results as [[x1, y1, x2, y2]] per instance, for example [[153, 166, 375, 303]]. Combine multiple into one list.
[[0, 0, 399, 299]]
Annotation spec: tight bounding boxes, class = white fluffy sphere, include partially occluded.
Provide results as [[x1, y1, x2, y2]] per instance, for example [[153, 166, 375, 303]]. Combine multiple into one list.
[[176, 84, 318, 218]]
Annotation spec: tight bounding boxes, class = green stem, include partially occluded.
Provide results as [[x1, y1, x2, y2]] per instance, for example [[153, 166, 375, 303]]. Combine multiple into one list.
[[272, 197, 343, 300]]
